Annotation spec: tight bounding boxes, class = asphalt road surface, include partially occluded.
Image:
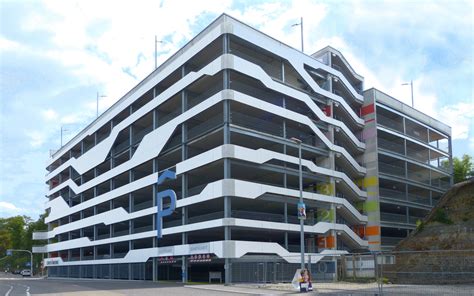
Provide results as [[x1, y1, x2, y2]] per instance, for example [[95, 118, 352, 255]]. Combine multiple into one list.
[[0, 272, 296, 296]]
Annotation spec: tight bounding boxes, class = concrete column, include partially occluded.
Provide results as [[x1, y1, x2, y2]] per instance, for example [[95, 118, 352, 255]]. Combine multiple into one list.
[[152, 158, 158, 282], [406, 206, 409, 224], [223, 33, 232, 285], [181, 70, 189, 283], [429, 167, 432, 187], [405, 160, 408, 179], [282, 96, 289, 250], [153, 108, 158, 129], [327, 85, 338, 279], [404, 183, 408, 201], [404, 138, 407, 156], [327, 114, 337, 251]]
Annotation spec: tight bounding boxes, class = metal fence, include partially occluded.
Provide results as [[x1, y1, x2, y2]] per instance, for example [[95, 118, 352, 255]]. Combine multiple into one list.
[[240, 250, 474, 295]]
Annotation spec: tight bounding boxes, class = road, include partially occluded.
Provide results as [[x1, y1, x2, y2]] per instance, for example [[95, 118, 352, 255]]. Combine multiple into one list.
[[3, 273, 472, 296], [0, 272, 296, 296]]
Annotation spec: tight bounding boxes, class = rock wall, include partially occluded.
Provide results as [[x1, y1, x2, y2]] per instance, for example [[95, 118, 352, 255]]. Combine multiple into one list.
[[385, 179, 474, 284]]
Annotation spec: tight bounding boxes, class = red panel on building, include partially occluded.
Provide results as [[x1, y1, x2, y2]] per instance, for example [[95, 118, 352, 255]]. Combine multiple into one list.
[[322, 105, 331, 117], [361, 103, 375, 116]]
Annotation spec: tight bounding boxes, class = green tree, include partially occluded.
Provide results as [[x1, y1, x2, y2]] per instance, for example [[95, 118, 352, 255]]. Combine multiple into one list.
[[0, 214, 48, 273], [442, 154, 474, 184]]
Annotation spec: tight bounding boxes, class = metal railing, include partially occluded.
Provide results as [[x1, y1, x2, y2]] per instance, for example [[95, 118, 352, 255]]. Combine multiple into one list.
[[406, 146, 429, 164], [132, 201, 153, 212], [132, 125, 153, 145], [407, 193, 430, 205], [377, 113, 404, 133], [377, 137, 405, 155], [187, 84, 222, 110], [378, 162, 405, 177], [187, 211, 224, 224], [381, 236, 404, 246], [432, 178, 451, 190], [187, 114, 222, 139], [231, 111, 283, 137], [380, 212, 408, 224], [406, 126, 428, 143], [379, 187, 406, 201], [407, 171, 430, 185]]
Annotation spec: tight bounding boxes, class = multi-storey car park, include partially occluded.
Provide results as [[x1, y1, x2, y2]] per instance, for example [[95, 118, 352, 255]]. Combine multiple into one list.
[[363, 88, 452, 250], [32, 14, 452, 283]]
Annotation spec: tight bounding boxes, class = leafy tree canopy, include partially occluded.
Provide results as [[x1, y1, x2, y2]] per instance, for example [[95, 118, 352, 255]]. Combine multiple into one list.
[[443, 154, 474, 184]]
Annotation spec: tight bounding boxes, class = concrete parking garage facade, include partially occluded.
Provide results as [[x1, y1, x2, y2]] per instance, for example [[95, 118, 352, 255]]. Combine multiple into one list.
[[33, 14, 452, 282]]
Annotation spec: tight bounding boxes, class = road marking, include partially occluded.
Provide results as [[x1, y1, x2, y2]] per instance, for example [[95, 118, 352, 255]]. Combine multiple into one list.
[[4, 285, 13, 296], [18, 284, 31, 296], [185, 285, 268, 295]]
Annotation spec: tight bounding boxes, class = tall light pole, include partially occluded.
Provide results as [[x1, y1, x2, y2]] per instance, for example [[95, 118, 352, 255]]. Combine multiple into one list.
[[60, 126, 68, 147], [292, 17, 304, 52], [96, 92, 107, 118], [155, 36, 165, 69], [402, 80, 414, 107], [291, 137, 305, 270]]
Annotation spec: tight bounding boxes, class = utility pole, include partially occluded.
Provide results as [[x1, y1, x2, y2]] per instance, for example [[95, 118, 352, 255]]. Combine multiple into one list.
[[291, 137, 305, 270], [402, 80, 414, 107], [60, 126, 68, 147], [96, 92, 107, 118], [292, 17, 304, 52], [155, 36, 165, 69], [155, 35, 158, 69]]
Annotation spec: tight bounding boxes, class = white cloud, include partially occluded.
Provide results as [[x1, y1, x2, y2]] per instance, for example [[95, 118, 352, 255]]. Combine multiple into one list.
[[0, 201, 24, 217], [0, 36, 23, 52], [438, 102, 474, 140], [227, 0, 328, 52], [41, 109, 58, 121], [0, 201, 20, 210]]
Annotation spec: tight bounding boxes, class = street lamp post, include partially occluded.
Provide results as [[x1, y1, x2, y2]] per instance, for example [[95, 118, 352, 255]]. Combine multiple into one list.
[[291, 137, 305, 270], [401, 80, 414, 107], [7, 249, 33, 276], [155, 36, 165, 70], [60, 126, 68, 147], [292, 17, 304, 52], [96, 92, 107, 118]]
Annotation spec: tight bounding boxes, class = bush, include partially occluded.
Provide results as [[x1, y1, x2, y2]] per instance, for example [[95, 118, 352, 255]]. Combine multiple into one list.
[[432, 208, 453, 225]]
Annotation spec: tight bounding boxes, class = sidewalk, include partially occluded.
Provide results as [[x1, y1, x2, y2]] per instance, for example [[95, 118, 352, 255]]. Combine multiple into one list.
[[187, 282, 474, 295], [185, 284, 300, 295]]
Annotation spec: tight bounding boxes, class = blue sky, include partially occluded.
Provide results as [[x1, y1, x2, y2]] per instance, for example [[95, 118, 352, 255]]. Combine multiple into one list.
[[0, 0, 473, 219]]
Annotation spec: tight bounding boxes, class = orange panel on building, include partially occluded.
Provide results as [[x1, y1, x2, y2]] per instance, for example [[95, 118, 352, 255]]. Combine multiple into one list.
[[365, 225, 380, 236], [317, 235, 335, 249]]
